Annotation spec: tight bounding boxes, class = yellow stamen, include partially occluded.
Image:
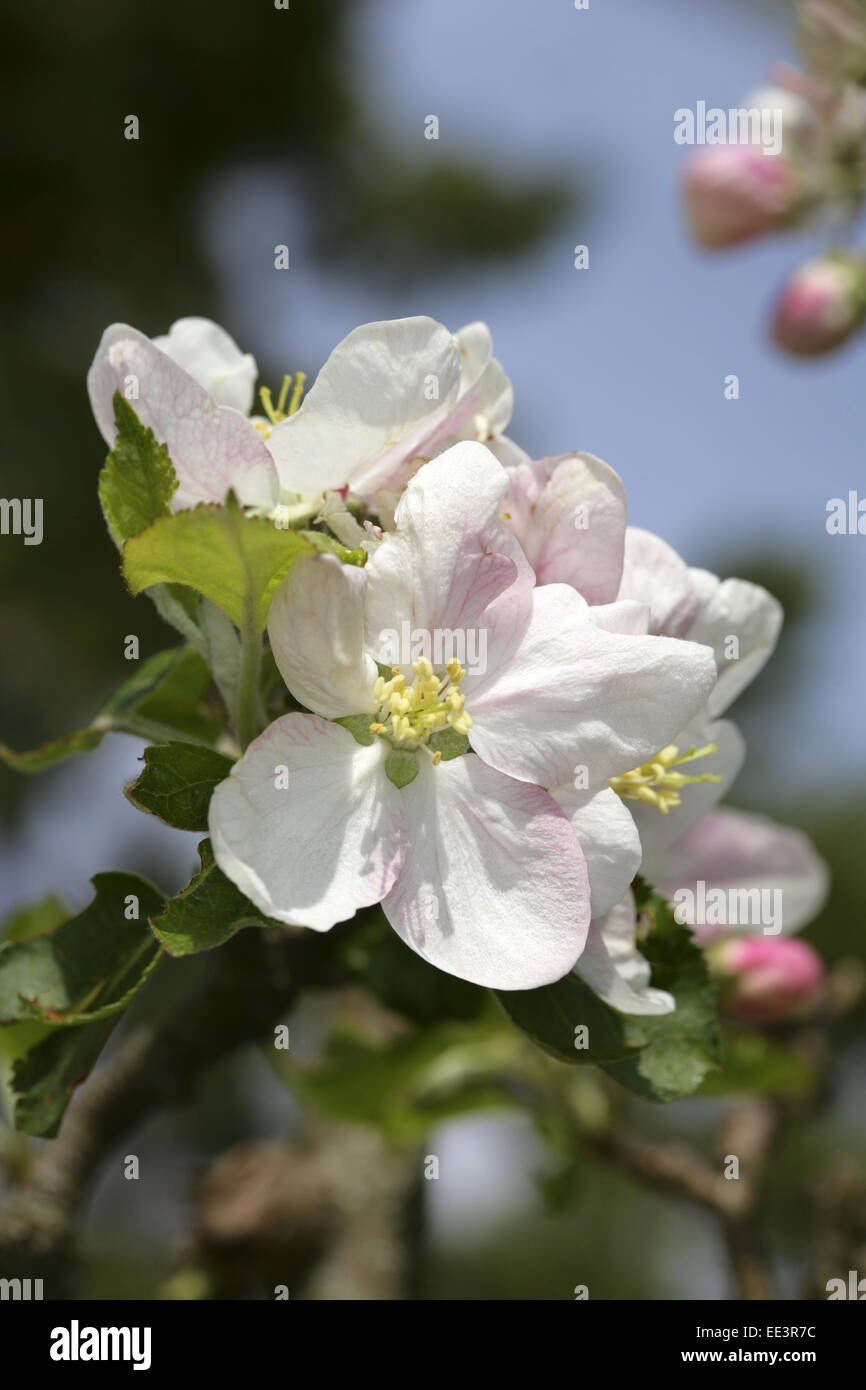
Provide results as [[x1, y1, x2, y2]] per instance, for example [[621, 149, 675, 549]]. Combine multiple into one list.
[[608, 742, 722, 815]]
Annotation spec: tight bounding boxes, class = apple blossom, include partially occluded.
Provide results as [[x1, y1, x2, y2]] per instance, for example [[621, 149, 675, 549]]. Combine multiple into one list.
[[681, 145, 803, 249], [771, 252, 866, 355], [208, 442, 717, 990], [708, 934, 826, 1024]]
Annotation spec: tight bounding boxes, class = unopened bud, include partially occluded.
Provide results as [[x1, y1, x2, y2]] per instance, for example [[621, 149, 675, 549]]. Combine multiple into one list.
[[772, 252, 866, 355], [682, 147, 802, 249], [709, 935, 825, 1025]]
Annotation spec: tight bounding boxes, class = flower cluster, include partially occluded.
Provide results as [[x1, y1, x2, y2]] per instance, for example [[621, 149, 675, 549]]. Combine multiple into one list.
[[86, 312, 829, 1019], [681, 0, 866, 356]]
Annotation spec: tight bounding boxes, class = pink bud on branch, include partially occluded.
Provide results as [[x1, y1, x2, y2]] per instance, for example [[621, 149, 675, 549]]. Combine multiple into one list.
[[771, 252, 866, 355], [709, 935, 825, 1025], [682, 147, 803, 250]]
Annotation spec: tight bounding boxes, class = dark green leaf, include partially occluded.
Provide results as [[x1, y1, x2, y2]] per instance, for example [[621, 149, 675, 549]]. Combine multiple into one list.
[[126, 742, 234, 831], [149, 839, 277, 956], [497, 971, 644, 1066], [0, 873, 164, 1136], [601, 893, 720, 1102]]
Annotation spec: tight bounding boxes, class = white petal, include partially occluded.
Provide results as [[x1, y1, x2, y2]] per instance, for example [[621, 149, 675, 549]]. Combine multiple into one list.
[[503, 452, 627, 604], [575, 895, 675, 1016], [686, 569, 783, 717], [88, 323, 278, 510], [382, 755, 590, 989], [652, 808, 829, 939], [363, 443, 535, 666], [467, 584, 718, 789], [617, 527, 699, 637], [152, 317, 258, 415], [209, 715, 405, 931], [551, 785, 642, 918], [267, 554, 377, 718], [265, 317, 462, 497], [631, 718, 746, 861]]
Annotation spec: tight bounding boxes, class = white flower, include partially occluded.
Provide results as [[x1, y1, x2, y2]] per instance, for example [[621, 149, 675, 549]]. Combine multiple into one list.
[[152, 316, 258, 414], [264, 317, 516, 503], [208, 443, 716, 990], [88, 320, 279, 512]]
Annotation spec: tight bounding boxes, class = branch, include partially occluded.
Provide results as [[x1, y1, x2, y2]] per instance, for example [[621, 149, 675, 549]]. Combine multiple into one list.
[[0, 926, 343, 1293]]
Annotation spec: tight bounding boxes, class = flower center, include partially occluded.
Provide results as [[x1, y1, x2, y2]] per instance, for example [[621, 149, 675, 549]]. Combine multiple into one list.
[[253, 372, 307, 439], [608, 742, 722, 815], [369, 657, 472, 760]]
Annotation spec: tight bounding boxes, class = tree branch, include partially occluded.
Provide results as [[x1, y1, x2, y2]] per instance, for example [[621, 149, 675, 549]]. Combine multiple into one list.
[[0, 926, 343, 1294]]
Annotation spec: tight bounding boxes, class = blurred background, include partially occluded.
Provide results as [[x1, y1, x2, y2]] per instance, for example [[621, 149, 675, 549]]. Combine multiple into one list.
[[0, 0, 864, 1298]]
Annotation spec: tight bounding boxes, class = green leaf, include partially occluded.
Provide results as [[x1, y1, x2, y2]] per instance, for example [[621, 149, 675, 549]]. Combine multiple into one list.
[[600, 893, 720, 1103], [148, 839, 277, 956], [0, 896, 69, 944], [98, 392, 178, 546], [0, 873, 164, 1136], [0, 645, 220, 773], [122, 493, 317, 630], [497, 971, 644, 1067], [340, 911, 485, 1025], [126, 742, 234, 831]]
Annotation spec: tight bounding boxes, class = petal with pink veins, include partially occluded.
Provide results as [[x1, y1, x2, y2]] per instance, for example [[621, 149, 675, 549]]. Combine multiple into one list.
[[382, 754, 590, 989], [208, 714, 406, 931], [88, 323, 278, 511]]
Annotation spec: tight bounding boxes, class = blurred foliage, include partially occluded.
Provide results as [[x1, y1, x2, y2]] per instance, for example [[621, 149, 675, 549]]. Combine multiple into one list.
[[0, 0, 570, 823]]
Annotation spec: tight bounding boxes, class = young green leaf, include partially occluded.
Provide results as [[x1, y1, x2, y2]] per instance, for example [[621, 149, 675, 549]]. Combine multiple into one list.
[[98, 391, 178, 546], [122, 493, 317, 630], [126, 742, 235, 831]]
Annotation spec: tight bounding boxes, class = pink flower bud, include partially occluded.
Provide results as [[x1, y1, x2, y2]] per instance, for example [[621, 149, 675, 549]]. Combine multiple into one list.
[[682, 146, 802, 249], [709, 935, 825, 1025], [772, 253, 866, 355]]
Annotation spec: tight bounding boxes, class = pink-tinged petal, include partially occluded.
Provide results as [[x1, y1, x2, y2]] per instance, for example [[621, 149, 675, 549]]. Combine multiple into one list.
[[267, 554, 377, 718], [651, 807, 829, 941], [363, 443, 535, 664], [686, 569, 783, 717], [382, 755, 590, 989], [152, 317, 258, 414], [209, 715, 405, 931], [265, 317, 462, 497], [575, 896, 675, 1016], [467, 584, 717, 790], [617, 527, 699, 636], [503, 452, 627, 603], [88, 323, 278, 510], [630, 718, 746, 861], [551, 785, 642, 919]]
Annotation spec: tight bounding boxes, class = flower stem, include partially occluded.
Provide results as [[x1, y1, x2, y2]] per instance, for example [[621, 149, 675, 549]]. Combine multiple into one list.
[[234, 596, 265, 750]]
